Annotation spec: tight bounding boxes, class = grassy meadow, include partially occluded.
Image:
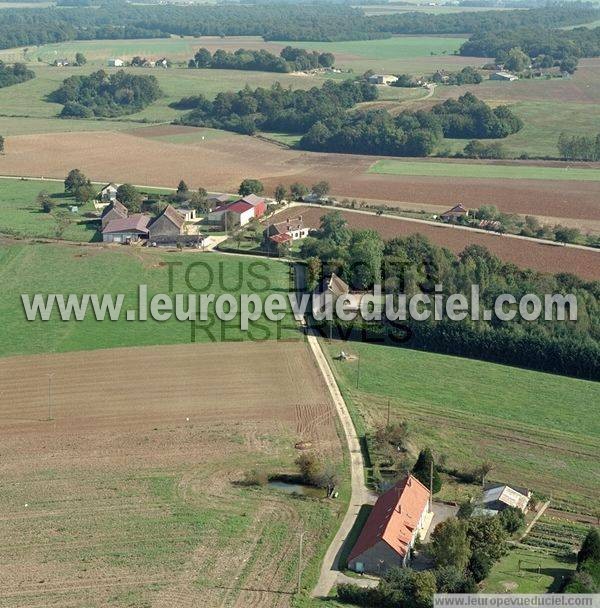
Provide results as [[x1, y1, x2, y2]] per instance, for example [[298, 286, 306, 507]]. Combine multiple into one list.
[[322, 340, 600, 510], [369, 159, 600, 181], [482, 547, 576, 593], [0, 242, 299, 357]]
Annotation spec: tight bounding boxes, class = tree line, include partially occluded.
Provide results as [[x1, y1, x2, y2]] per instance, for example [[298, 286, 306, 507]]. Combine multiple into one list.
[[300, 92, 522, 157], [460, 24, 600, 70], [173, 78, 378, 135], [558, 131, 600, 161], [49, 69, 161, 118], [187, 46, 335, 73], [0, 61, 34, 88], [303, 212, 600, 380], [0, 2, 596, 50]]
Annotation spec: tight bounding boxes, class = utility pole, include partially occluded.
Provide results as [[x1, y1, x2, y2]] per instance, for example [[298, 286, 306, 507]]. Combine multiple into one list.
[[297, 531, 305, 594], [429, 458, 433, 509], [387, 399, 390, 426], [47, 373, 54, 421], [356, 355, 360, 389]]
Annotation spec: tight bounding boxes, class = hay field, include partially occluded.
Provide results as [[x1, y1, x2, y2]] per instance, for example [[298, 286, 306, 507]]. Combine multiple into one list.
[[0, 340, 343, 608], [323, 340, 600, 510]]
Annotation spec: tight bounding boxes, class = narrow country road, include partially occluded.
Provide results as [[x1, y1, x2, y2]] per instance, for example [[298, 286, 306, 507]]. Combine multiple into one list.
[[305, 327, 372, 598], [293, 264, 373, 598]]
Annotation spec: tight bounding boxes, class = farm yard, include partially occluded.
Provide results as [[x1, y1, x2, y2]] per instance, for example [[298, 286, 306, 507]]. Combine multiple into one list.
[[274, 206, 600, 280], [322, 340, 600, 511], [0, 340, 344, 608], [0, 242, 298, 357]]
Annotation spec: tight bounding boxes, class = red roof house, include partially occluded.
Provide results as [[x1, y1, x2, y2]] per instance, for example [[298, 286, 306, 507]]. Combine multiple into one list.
[[239, 194, 266, 218], [440, 203, 469, 222], [348, 475, 431, 574]]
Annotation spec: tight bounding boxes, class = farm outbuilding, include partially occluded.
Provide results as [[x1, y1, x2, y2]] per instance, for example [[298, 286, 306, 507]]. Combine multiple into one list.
[[102, 214, 150, 243]]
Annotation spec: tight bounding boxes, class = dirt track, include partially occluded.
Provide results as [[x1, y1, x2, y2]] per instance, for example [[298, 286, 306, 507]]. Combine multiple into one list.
[[0, 341, 340, 608], [3, 130, 599, 228], [284, 205, 600, 280]]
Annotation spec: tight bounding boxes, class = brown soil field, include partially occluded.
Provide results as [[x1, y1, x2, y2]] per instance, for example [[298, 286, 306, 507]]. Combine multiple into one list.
[[282, 205, 600, 280], [3, 130, 600, 229], [0, 340, 342, 608]]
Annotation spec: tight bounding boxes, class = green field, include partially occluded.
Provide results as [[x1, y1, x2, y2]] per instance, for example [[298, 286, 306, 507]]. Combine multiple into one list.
[[323, 340, 600, 508], [0, 178, 103, 241], [483, 547, 576, 593], [370, 159, 600, 181], [0, 242, 298, 357]]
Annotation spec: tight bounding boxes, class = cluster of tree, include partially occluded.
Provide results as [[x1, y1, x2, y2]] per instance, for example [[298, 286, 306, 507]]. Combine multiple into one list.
[[0, 61, 34, 88], [462, 140, 507, 159], [563, 528, 600, 592], [188, 46, 334, 73], [391, 73, 422, 88], [431, 93, 523, 139], [174, 79, 377, 135], [0, 2, 596, 50], [63, 168, 94, 203], [295, 452, 339, 496], [49, 70, 161, 118], [558, 131, 600, 161], [300, 92, 522, 158], [339, 515, 513, 607], [432, 66, 482, 85], [460, 25, 600, 66], [302, 212, 600, 379]]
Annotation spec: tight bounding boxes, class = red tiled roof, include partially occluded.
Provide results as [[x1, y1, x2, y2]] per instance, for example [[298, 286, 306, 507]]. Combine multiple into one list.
[[226, 201, 254, 214], [269, 233, 293, 244], [349, 475, 430, 561], [103, 214, 150, 234]]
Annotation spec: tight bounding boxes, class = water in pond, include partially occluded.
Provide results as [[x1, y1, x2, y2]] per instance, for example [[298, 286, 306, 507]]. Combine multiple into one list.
[[268, 480, 323, 498]]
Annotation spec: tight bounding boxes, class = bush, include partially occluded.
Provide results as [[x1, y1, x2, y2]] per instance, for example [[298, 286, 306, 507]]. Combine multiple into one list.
[[498, 506, 525, 533]]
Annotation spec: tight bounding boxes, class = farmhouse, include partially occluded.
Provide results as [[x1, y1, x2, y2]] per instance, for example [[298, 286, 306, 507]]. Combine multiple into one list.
[[148, 204, 185, 241], [490, 71, 519, 82], [53, 58, 70, 67], [482, 483, 531, 513], [348, 475, 431, 574], [102, 214, 150, 243], [264, 215, 309, 244], [155, 57, 169, 68], [97, 182, 120, 204], [440, 203, 469, 222], [368, 74, 398, 85], [100, 199, 128, 230], [107, 58, 125, 67]]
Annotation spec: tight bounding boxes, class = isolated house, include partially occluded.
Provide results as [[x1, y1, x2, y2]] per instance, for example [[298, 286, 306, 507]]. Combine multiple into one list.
[[155, 57, 169, 68], [102, 214, 150, 243], [324, 273, 349, 299], [54, 58, 69, 67], [107, 58, 124, 67], [490, 71, 518, 81], [482, 484, 531, 513], [440, 203, 469, 222], [348, 475, 431, 574], [368, 74, 398, 85], [148, 204, 185, 241], [264, 215, 309, 244], [98, 183, 120, 204], [100, 199, 128, 230]]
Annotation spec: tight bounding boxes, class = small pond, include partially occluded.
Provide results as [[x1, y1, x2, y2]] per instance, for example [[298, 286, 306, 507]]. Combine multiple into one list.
[[268, 480, 324, 498]]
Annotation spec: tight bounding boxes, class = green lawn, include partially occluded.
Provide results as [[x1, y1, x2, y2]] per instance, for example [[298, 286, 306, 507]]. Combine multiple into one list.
[[323, 340, 600, 508], [483, 547, 576, 593], [369, 159, 600, 181], [0, 242, 298, 357], [0, 178, 103, 241]]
